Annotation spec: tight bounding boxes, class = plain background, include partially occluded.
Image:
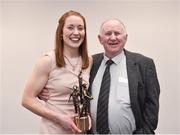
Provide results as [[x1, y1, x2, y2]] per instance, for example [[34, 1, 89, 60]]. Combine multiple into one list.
[[0, 0, 180, 134]]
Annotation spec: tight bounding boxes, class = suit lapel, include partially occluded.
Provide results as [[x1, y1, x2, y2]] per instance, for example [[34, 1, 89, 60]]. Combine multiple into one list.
[[89, 53, 104, 94], [126, 51, 138, 104], [125, 50, 142, 128]]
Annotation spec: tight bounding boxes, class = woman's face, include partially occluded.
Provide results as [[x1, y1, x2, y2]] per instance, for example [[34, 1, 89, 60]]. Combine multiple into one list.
[[63, 15, 85, 49]]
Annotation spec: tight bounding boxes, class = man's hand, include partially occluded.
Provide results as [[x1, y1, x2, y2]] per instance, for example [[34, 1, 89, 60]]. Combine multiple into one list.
[[38, 89, 50, 102]]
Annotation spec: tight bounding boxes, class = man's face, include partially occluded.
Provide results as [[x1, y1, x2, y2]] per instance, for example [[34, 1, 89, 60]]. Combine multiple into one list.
[[98, 20, 127, 58]]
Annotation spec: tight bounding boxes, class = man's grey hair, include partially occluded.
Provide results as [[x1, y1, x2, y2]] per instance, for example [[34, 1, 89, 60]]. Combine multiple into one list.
[[99, 18, 127, 34]]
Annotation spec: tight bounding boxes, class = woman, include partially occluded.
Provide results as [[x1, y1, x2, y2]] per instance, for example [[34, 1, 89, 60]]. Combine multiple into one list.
[[22, 10, 92, 134]]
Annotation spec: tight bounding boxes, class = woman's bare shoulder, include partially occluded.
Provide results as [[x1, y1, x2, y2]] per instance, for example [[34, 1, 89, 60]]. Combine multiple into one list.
[[33, 55, 52, 75]]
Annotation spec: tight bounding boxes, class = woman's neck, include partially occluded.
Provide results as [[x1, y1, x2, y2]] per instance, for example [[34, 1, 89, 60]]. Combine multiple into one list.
[[63, 46, 80, 58]]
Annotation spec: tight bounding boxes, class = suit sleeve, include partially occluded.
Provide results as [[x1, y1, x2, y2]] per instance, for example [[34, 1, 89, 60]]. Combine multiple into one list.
[[143, 59, 160, 133]]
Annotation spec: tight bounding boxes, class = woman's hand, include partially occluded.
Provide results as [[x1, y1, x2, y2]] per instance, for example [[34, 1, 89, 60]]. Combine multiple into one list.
[[56, 114, 82, 133], [88, 115, 92, 130]]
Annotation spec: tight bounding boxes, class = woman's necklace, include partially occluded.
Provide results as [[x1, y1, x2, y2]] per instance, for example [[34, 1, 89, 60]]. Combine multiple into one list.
[[64, 55, 80, 71]]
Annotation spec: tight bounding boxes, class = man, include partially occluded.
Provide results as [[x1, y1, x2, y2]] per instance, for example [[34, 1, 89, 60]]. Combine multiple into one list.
[[39, 19, 160, 134], [89, 19, 160, 134]]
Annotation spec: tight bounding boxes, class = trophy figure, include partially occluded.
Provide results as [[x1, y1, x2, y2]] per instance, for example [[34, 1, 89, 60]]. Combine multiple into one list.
[[68, 71, 93, 132]]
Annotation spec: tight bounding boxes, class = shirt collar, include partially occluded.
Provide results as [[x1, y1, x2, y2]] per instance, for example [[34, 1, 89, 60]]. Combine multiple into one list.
[[103, 50, 125, 65]]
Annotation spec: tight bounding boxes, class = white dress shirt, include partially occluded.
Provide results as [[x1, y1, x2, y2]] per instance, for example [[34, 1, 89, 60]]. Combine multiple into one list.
[[90, 51, 136, 134]]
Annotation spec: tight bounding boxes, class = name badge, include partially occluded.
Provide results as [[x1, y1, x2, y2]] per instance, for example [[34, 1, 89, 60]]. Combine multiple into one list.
[[118, 77, 128, 83]]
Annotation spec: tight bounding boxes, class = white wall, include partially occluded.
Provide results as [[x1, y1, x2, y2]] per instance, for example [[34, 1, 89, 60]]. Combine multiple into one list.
[[0, 1, 2, 131], [178, 2, 180, 129], [1, 0, 180, 134]]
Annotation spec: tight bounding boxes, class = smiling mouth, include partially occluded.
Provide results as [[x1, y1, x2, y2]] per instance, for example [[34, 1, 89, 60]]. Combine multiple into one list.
[[109, 42, 118, 45], [70, 37, 81, 42]]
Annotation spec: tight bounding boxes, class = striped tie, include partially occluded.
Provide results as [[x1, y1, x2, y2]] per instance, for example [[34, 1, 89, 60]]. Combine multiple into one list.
[[96, 59, 114, 134]]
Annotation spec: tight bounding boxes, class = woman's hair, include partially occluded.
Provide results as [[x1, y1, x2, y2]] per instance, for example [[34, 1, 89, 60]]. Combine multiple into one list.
[[55, 10, 89, 69]]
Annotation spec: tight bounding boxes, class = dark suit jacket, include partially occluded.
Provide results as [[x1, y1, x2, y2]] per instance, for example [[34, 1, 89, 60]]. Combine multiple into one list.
[[88, 49, 160, 134]]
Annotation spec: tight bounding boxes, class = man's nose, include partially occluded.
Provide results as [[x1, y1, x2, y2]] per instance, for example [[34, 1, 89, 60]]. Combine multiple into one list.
[[110, 33, 116, 40]]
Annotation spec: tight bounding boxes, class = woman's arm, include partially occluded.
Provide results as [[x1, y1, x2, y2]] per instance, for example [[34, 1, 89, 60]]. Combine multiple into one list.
[[22, 56, 52, 117], [22, 56, 81, 133]]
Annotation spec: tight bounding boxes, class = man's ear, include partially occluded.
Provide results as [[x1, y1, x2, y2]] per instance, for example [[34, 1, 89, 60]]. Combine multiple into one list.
[[98, 35, 102, 44], [124, 34, 128, 41], [124, 34, 128, 44], [126, 34, 128, 39]]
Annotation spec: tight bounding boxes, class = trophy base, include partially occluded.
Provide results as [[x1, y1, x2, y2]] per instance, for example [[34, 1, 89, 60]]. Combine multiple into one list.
[[74, 116, 89, 131]]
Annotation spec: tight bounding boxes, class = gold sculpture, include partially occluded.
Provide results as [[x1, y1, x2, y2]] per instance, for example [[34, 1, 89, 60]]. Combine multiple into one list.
[[69, 71, 93, 132]]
